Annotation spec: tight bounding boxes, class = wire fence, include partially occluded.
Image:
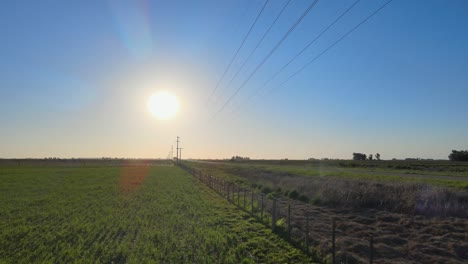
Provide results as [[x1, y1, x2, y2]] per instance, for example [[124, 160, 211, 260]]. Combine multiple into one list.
[[178, 163, 377, 264]]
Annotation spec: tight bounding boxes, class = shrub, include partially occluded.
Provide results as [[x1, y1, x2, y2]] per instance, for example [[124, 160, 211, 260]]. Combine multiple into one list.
[[288, 190, 299, 199], [298, 194, 309, 203], [261, 186, 272, 194]]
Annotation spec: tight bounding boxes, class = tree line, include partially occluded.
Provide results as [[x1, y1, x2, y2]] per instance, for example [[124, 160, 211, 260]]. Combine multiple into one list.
[[352, 150, 468, 161], [448, 150, 468, 161], [352, 153, 380, 161]]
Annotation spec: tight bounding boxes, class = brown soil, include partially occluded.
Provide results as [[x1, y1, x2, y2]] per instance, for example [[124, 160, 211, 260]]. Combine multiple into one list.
[[271, 197, 468, 263]]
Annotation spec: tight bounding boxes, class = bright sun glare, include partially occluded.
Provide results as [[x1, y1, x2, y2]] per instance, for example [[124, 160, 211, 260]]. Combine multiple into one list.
[[147, 91, 180, 120]]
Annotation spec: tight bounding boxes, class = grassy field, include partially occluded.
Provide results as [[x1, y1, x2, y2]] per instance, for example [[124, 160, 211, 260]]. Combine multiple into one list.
[[184, 160, 468, 263], [197, 159, 468, 188], [190, 160, 468, 216], [0, 163, 315, 263]]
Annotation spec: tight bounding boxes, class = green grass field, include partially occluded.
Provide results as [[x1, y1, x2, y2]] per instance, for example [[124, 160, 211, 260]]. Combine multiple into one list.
[[0, 164, 314, 263]]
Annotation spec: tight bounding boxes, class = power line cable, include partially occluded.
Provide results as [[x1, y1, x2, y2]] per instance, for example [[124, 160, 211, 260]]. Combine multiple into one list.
[[212, 0, 320, 119], [230, 0, 361, 115], [278, 0, 394, 88], [233, 0, 394, 118], [206, 0, 270, 103], [216, 0, 292, 103]]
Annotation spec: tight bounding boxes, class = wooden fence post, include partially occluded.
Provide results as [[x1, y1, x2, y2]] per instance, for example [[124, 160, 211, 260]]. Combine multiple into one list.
[[272, 199, 277, 231], [332, 219, 336, 264], [306, 215, 310, 254], [369, 235, 374, 264], [243, 189, 246, 209], [251, 191, 254, 214], [237, 187, 240, 207], [288, 204, 291, 240], [260, 194, 264, 221], [232, 184, 235, 202]]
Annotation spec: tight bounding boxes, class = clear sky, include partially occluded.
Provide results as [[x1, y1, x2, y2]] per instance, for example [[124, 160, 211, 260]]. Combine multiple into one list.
[[1, 0, 467, 160]]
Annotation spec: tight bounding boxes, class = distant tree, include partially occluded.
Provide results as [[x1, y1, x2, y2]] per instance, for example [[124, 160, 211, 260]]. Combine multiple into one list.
[[231, 156, 250, 162], [352, 153, 367, 161], [375, 153, 381, 160], [448, 150, 468, 161], [368, 154, 373, 161]]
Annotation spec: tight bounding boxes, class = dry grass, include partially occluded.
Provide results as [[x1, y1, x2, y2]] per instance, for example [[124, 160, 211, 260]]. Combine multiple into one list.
[[221, 165, 468, 218], [188, 160, 468, 263]]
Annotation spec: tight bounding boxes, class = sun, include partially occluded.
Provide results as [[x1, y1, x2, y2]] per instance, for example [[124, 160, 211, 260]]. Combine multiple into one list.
[[147, 91, 180, 120]]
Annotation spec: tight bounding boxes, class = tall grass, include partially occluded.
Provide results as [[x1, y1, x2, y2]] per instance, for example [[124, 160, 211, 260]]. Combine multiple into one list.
[[192, 161, 468, 218]]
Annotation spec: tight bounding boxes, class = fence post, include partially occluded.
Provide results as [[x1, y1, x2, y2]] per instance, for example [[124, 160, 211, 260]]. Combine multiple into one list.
[[288, 204, 291, 240], [306, 214, 310, 254], [243, 189, 246, 209], [369, 235, 374, 264], [272, 199, 277, 231], [261, 194, 264, 221], [332, 219, 336, 264], [251, 191, 254, 214], [237, 187, 240, 207], [232, 184, 235, 202]]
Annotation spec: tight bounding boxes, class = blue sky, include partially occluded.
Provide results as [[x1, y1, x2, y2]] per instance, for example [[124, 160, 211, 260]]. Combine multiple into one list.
[[1, 0, 467, 159]]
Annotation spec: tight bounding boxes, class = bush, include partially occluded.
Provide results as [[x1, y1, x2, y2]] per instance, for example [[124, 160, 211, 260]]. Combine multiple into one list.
[[298, 194, 310, 203], [288, 190, 299, 200], [261, 186, 272, 194]]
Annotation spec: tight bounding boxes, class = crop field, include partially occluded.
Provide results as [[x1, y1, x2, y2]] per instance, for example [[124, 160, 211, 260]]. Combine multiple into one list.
[[186, 160, 468, 263], [0, 162, 314, 263]]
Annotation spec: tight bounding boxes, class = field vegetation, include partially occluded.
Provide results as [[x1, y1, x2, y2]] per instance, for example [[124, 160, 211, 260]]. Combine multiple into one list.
[[0, 161, 314, 263], [191, 159, 468, 216], [185, 159, 468, 263]]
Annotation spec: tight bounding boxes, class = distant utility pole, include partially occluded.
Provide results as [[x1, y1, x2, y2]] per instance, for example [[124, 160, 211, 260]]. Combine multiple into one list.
[[176, 136, 180, 162], [171, 145, 173, 160]]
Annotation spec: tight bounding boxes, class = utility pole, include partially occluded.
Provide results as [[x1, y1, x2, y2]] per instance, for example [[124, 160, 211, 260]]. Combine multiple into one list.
[[176, 136, 180, 162], [171, 145, 173, 160]]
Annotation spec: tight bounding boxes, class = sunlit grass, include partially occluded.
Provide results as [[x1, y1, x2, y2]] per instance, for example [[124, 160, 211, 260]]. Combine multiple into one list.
[[0, 165, 314, 263]]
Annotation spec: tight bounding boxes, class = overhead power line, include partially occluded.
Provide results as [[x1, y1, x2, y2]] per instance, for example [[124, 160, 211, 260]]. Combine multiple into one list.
[[232, 0, 361, 114], [277, 0, 394, 89], [232, 0, 394, 118], [206, 0, 270, 103], [217, 0, 292, 103], [212, 0, 320, 119]]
